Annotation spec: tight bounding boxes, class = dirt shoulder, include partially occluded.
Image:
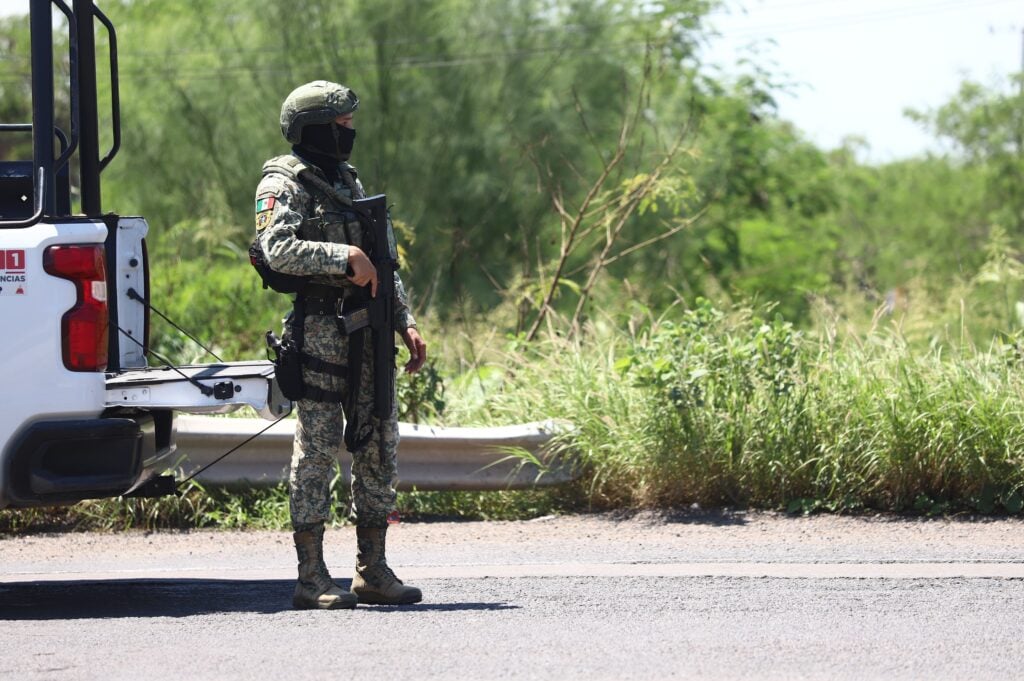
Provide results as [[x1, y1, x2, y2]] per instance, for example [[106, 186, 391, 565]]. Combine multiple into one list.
[[2, 510, 1022, 577]]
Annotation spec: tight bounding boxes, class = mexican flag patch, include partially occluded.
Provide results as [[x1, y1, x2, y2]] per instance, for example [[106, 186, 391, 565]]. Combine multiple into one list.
[[255, 196, 276, 212]]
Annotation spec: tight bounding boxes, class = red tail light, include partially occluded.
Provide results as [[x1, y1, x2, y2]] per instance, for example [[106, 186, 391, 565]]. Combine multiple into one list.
[[44, 244, 109, 372]]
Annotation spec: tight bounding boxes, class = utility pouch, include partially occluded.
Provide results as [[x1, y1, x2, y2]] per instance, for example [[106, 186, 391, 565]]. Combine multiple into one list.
[[266, 331, 305, 400]]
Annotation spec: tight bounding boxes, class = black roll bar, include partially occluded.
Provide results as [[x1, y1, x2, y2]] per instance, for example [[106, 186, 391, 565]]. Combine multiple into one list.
[[4, 0, 77, 228], [0, 124, 71, 154], [28, 0, 55, 219], [93, 5, 120, 172], [51, 0, 80, 172], [6, 0, 122, 226], [71, 0, 121, 213], [73, 0, 101, 215]]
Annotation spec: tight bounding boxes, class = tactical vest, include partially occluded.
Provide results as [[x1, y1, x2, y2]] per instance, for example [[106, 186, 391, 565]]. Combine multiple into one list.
[[254, 154, 382, 420], [249, 154, 366, 294]]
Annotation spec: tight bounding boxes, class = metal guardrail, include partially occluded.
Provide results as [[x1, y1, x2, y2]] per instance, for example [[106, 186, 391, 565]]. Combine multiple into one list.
[[174, 415, 575, 490]]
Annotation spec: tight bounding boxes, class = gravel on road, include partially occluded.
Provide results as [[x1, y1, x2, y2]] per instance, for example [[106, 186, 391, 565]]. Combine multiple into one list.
[[1, 511, 1022, 681]]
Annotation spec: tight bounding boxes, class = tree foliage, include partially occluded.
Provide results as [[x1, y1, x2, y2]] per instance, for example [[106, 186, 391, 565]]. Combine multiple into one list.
[[1, 2, 1022, 360], [907, 75, 1024, 234]]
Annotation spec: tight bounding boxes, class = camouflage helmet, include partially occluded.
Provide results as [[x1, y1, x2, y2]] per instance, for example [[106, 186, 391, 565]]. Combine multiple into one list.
[[279, 80, 359, 144]]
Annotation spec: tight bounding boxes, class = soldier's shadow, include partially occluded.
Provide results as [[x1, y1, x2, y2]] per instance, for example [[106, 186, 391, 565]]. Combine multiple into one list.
[[0, 579, 518, 620]]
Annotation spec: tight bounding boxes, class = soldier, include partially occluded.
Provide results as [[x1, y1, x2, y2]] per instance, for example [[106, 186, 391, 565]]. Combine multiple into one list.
[[253, 80, 427, 609]]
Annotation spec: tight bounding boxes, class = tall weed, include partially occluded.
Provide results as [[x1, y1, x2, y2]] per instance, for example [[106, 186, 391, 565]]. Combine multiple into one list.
[[450, 298, 1024, 513]]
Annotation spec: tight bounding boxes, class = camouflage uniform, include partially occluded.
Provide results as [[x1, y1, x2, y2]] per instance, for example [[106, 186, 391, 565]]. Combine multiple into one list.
[[259, 80, 422, 609], [255, 159, 415, 529]]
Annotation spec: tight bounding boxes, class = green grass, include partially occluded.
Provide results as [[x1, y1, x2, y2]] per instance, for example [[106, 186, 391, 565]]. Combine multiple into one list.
[[445, 299, 1024, 515], [0, 478, 582, 534], [0, 481, 290, 534], [6, 298, 1024, 535]]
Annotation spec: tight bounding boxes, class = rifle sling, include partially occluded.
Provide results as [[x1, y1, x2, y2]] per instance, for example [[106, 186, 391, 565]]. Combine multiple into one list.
[[296, 168, 354, 208]]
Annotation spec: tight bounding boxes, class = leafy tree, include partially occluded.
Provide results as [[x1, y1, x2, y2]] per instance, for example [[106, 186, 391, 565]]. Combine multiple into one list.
[[94, 0, 728, 329], [827, 147, 988, 298], [10, 1, 1020, 360], [906, 74, 1024, 235]]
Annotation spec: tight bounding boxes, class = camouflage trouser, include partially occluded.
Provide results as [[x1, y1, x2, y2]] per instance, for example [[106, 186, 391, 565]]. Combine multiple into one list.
[[287, 314, 399, 529]]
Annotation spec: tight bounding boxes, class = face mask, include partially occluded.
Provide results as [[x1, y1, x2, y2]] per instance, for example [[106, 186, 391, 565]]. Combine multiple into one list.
[[334, 124, 356, 161], [299, 123, 356, 162]]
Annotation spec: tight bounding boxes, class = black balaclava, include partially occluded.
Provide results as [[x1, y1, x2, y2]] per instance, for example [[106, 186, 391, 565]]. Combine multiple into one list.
[[294, 122, 356, 180]]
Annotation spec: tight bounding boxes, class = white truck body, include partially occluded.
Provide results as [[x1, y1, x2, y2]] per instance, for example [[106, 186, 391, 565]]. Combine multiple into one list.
[[0, 215, 286, 509], [1, 0, 286, 509]]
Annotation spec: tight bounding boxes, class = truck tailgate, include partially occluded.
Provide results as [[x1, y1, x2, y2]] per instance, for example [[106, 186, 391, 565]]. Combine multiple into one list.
[[106, 360, 289, 420]]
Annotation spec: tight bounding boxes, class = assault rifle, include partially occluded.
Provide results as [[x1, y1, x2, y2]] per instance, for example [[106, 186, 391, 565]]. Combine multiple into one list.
[[340, 194, 397, 444]]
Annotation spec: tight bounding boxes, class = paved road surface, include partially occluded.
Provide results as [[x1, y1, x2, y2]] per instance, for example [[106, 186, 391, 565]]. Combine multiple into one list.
[[1, 511, 1022, 680]]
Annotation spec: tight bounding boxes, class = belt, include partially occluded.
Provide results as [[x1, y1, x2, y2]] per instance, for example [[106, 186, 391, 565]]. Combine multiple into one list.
[[297, 295, 342, 316], [303, 283, 344, 298]]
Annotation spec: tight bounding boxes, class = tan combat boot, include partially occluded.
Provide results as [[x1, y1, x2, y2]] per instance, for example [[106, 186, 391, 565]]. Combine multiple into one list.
[[351, 526, 422, 605], [293, 525, 358, 610]]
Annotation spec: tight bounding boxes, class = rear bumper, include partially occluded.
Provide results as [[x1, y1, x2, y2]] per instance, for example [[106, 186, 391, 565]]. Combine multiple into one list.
[[2, 411, 174, 508]]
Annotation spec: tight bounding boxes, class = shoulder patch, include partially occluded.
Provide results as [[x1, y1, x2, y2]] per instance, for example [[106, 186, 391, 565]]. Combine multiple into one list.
[[255, 194, 278, 231], [255, 210, 273, 231]]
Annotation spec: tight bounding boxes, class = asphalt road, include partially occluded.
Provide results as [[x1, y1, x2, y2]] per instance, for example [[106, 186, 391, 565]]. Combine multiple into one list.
[[1, 511, 1022, 680]]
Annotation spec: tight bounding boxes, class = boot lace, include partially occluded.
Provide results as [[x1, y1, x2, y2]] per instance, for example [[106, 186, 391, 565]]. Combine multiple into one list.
[[364, 560, 402, 586]]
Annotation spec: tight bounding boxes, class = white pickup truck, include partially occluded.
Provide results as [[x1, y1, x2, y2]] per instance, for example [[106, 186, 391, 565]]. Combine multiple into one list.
[[0, 0, 285, 509]]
